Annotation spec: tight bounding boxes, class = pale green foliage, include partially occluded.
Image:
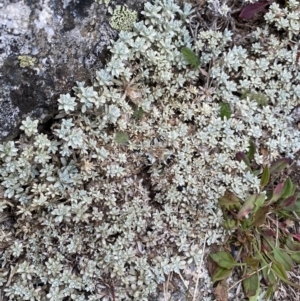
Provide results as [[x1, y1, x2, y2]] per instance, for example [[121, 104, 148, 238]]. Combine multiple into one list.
[[20, 116, 39, 137], [265, 0, 300, 39], [0, 0, 300, 300], [73, 82, 101, 113], [207, 0, 231, 16], [115, 131, 129, 144], [57, 93, 77, 113]]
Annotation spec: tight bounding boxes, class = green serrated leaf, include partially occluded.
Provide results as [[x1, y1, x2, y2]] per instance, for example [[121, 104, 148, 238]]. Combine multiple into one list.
[[181, 47, 200, 69], [220, 102, 231, 120], [210, 251, 236, 269], [260, 166, 270, 188]]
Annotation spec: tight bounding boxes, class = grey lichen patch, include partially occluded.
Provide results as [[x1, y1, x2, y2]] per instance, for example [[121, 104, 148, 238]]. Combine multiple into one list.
[[95, 0, 110, 7], [109, 5, 137, 31], [17, 55, 36, 68]]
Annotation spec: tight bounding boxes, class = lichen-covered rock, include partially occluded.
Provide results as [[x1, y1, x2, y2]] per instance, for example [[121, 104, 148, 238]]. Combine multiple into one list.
[[109, 4, 138, 31], [0, 0, 146, 142]]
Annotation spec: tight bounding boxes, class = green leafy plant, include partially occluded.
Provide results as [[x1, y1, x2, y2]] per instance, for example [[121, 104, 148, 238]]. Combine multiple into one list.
[[210, 146, 300, 300], [115, 131, 129, 144], [241, 90, 268, 106], [181, 47, 201, 69], [133, 107, 145, 119], [219, 102, 232, 120]]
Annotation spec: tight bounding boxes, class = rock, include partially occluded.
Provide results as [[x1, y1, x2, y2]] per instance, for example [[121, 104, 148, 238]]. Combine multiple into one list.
[[0, 0, 146, 142]]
